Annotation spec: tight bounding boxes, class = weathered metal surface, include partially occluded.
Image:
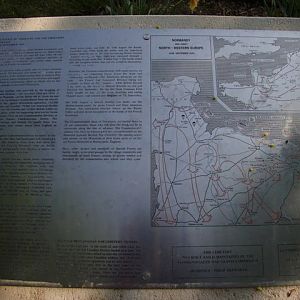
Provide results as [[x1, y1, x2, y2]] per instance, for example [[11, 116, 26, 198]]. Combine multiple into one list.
[[0, 19, 300, 288]]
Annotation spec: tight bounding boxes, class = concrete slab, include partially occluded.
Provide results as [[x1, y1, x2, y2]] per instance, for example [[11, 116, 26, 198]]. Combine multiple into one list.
[[0, 15, 299, 31], [0, 15, 300, 299]]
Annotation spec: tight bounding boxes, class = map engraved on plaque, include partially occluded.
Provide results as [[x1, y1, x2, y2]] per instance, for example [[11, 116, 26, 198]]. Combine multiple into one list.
[[151, 35, 300, 227], [2, 28, 300, 287]]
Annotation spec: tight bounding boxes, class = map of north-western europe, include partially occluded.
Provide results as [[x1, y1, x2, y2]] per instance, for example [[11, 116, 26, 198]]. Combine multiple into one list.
[[151, 35, 300, 226]]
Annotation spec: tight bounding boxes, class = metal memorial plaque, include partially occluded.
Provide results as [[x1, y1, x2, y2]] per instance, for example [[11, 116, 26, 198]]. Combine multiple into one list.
[[1, 27, 300, 288]]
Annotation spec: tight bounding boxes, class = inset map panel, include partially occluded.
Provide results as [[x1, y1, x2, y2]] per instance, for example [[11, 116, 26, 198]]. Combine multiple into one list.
[[215, 37, 300, 111], [151, 51, 300, 227]]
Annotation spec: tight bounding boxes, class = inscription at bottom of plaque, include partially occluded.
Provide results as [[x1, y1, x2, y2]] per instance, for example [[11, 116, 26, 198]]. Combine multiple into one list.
[[278, 244, 300, 276], [172, 245, 264, 279]]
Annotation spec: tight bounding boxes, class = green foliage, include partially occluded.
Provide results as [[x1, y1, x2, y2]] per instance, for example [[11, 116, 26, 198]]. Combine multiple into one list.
[[0, 0, 183, 17], [0, 0, 106, 18], [0, 0, 299, 18], [105, 0, 152, 14], [104, 0, 183, 15], [263, 0, 300, 17]]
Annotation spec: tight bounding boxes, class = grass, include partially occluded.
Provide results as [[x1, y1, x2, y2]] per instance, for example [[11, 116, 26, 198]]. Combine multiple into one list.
[[0, 0, 299, 18], [104, 0, 185, 15], [263, 0, 300, 17], [0, 0, 186, 17], [0, 0, 106, 17]]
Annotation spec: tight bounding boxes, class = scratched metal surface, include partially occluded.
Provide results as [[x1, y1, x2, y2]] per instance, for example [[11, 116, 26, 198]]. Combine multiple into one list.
[[0, 16, 300, 288]]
